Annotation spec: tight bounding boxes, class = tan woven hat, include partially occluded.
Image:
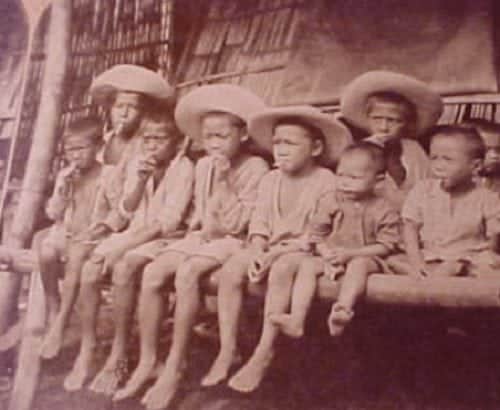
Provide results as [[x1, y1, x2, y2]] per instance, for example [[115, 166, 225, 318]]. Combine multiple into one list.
[[90, 64, 174, 104], [341, 71, 443, 136], [174, 84, 267, 147], [249, 105, 353, 167]]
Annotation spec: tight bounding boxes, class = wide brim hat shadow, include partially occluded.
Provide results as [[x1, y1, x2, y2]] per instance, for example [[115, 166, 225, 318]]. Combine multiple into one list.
[[174, 84, 268, 151], [340, 70, 443, 136], [89, 64, 174, 105], [249, 105, 353, 167]]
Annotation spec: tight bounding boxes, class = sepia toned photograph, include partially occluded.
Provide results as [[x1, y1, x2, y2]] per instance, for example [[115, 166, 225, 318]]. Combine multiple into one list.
[[1, 1, 500, 409]]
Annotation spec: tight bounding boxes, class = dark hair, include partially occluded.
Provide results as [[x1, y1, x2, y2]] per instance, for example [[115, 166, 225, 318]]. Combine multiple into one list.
[[341, 141, 386, 174], [429, 125, 485, 160], [139, 110, 180, 140], [64, 117, 102, 144], [365, 91, 418, 137], [273, 116, 325, 144]]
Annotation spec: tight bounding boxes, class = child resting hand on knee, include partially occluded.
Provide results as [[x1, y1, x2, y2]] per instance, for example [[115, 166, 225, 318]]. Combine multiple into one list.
[[270, 142, 400, 338]]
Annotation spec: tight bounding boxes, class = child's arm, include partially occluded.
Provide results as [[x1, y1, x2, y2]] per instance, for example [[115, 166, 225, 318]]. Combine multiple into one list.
[[403, 219, 428, 276], [45, 164, 76, 221]]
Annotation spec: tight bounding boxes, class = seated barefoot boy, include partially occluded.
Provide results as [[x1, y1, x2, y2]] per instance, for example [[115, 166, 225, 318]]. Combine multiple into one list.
[[203, 106, 351, 393], [64, 111, 194, 392], [87, 116, 194, 396], [113, 84, 270, 408], [341, 70, 443, 209], [271, 142, 400, 339], [37, 118, 103, 331], [390, 125, 500, 277], [40, 67, 175, 364]]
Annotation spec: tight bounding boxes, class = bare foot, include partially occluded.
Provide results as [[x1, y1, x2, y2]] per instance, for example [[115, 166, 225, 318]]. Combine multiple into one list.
[[228, 349, 273, 393], [269, 313, 304, 338], [63, 347, 95, 391], [113, 356, 156, 401], [141, 367, 181, 410], [327, 304, 354, 337], [89, 355, 128, 396], [40, 320, 64, 359], [201, 351, 234, 387]]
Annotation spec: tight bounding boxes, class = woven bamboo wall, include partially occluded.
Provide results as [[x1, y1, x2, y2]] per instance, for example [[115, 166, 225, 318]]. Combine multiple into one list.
[[62, 0, 175, 129]]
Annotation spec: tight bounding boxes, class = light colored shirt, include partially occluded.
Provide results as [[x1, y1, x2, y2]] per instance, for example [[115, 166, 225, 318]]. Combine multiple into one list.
[[402, 178, 500, 260], [121, 154, 194, 233], [249, 166, 336, 246], [193, 154, 269, 238]]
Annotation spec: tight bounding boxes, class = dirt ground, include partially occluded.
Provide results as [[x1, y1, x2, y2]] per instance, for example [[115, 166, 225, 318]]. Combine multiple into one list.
[[2, 303, 500, 410]]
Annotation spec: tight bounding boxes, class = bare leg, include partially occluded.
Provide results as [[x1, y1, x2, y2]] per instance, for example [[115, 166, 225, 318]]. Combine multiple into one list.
[[41, 242, 93, 360], [141, 256, 220, 410], [64, 255, 105, 391], [327, 257, 377, 337], [270, 256, 323, 338], [202, 250, 252, 387], [229, 252, 304, 393], [90, 253, 151, 395], [37, 236, 64, 325], [113, 251, 185, 401]]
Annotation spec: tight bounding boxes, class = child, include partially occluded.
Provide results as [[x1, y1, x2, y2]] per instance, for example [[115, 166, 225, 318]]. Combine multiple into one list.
[[40, 67, 175, 362], [270, 142, 400, 339], [341, 70, 443, 209], [462, 118, 500, 195], [63, 112, 194, 392], [392, 125, 500, 277], [37, 118, 103, 326], [90, 64, 174, 166], [203, 106, 351, 393], [113, 84, 270, 408]]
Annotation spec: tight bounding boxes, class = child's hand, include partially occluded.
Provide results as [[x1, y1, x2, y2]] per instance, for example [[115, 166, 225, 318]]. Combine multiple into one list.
[[136, 154, 157, 180], [212, 155, 231, 182], [325, 247, 352, 265], [248, 252, 270, 283]]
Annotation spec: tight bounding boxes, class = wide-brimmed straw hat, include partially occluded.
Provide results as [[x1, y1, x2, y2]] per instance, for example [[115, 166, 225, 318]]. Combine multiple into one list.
[[249, 105, 353, 167], [341, 71, 443, 136], [174, 84, 267, 145], [90, 64, 174, 104]]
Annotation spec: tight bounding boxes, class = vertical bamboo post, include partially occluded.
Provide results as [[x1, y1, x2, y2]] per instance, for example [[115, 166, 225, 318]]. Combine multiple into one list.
[[7, 1, 72, 407], [0, 0, 71, 336]]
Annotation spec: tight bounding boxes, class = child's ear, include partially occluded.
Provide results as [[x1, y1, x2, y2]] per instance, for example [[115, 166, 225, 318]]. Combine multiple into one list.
[[472, 158, 483, 175], [311, 139, 324, 158], [240, 126, 249, 143], [375, 172, 386, 183]]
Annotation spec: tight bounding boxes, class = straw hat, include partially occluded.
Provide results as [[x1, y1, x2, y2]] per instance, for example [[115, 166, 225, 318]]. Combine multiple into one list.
[[90, 64, 174, 104], [341, 71, 443, 136], [174, 84, 267, 144], [249, 105, 353, 167]]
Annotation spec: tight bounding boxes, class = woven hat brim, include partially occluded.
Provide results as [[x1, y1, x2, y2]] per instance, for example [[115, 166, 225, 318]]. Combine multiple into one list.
[[174, 84, 267, 148], [90, 64, 174, 104], [249, 106, 353, 167], [341, 71, 443, 136]]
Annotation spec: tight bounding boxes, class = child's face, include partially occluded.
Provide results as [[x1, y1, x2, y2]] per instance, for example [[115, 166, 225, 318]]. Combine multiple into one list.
[[140, 122, 177, 163], [272, 124, 322, 175], [201, 114, 247, 160], [481, 131, 500, 174], [110, 92, 143, 134], [430, 135, 479, 191], [336, 151, 379, 200], [63, 135, 98, 172], [367, 101, 408, 141]]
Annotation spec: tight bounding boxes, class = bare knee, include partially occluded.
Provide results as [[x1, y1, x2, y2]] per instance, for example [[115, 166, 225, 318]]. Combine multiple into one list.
[[38, 241, 59, 266], [112, 253, 148, 287], [218, 258, 248, 291], [142, 260, 172, 292], [269, 257, 300, 285], [345, 257, 376, 278]]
